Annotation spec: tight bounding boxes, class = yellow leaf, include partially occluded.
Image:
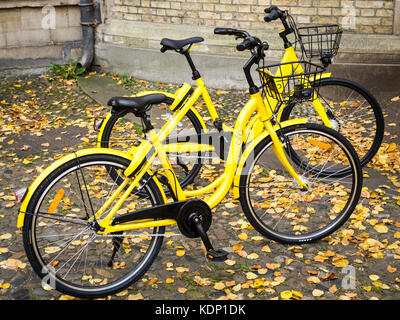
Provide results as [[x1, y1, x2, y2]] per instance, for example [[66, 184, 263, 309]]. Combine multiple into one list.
[[387, 265, 397, 273], [7, 140, 14, 145], [261, 245, 271, 252], [291, 290, 303, 299], [374, 223, 388, 233], [246, 272, 258, 280], [0, 283, 10, 289], [253, 278, 265, 288], [369, 274, 380, 281], [232, 243, 243, 251], [115, 289, 128, 297], [0, 233, 12, 240], [247, 253, 259, 260], [238, 232, 248, 240], [386, 143, 397, 153], [128, 293, 144, 300], [176, 267, 189, 273], [224, 259, 236, 266], [307, 276, 321, 284], [165, 278, 174, 284], [332, 258, 349, 268], [214, 282, 225, 290], [280, 290, 293, 299], [176, 250, 185, 257], [148, 277, 158, 286], [391, 96, 400, 102], [59, 295, 75, 300]]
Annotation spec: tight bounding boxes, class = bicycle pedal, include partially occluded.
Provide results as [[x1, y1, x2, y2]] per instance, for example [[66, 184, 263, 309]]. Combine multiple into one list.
[[206, 249, 229, 262]]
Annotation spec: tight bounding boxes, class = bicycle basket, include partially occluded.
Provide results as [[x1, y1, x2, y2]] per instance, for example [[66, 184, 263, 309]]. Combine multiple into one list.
[[257, 61, 326, 104], [288, 15, 343, 61]]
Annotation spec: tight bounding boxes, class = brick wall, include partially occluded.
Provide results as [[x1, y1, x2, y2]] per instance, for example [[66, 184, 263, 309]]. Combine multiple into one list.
[[110, 0, 397, 35]]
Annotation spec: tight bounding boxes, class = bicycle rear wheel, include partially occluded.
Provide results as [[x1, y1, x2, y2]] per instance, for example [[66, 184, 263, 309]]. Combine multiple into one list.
[[99, 104, 204, 189], [280, 78, 384, 168], [239, 123, 362, 244], [22, 153, 165, 298]]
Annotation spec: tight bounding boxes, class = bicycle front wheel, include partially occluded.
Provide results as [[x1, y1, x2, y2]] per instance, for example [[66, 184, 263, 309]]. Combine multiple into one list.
[[239, 123, 362, 244], [280, 78, 384, 167], [22, 153, 165, 298]]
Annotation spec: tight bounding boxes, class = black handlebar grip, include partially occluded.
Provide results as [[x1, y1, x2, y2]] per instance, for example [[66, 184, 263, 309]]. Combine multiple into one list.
[[264, 5, 278, 14], [214, 27, 236, 35], [264, 5, 282, 22], [236, 38, 252, 51], [264, 10, 281, 22]]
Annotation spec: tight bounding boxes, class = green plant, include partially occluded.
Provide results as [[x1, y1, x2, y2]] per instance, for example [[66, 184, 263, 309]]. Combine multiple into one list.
[[121, 73, 135, 85], [49, 60, 85, 79]]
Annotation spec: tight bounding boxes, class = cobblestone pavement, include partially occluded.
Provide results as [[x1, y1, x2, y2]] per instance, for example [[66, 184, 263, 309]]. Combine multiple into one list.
[[0, 71, 399, 301]]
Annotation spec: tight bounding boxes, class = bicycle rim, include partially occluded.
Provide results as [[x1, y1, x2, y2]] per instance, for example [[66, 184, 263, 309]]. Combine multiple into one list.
[[240, 124, 362, 244]]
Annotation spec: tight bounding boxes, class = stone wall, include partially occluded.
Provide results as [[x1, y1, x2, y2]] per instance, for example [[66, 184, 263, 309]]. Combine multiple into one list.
[[0, 0, 83, 75], [109, 0, 399, 36]]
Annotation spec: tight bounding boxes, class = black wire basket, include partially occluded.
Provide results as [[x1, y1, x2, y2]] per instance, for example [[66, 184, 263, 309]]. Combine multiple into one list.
[[257, 61, 326, 105], [288, 15, 343, 62]]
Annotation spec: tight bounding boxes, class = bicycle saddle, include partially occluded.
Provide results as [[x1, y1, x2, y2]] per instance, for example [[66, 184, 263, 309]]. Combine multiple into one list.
[[160, 37, 204, 51], [108, 94, 167, 115]]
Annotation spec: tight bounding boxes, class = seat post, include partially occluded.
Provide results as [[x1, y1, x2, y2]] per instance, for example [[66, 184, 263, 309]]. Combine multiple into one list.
[[183, 51, 201, 80]]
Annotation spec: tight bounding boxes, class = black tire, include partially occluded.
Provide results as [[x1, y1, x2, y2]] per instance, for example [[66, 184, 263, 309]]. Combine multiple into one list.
[[280, 78, 384, 168], [100, 108, 204, 189], [239, 123, 362, 244], [22, 153, 165, 299]]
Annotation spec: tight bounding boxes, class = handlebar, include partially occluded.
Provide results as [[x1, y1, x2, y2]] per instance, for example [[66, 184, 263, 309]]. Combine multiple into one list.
[[214, 28, 259, 52], [214, 27, 269, 93]]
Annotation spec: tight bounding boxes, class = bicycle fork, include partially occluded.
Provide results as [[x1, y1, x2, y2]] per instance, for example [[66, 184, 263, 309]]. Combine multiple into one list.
[[264, 121, 309, 190]]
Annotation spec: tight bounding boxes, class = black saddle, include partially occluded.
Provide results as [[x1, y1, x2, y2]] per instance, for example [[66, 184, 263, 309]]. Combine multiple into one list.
[[108, 94, 167, 116], [160, 37, 204, 52]]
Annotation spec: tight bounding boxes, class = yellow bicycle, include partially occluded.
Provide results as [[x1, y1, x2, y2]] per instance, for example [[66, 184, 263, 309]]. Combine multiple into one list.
[[97, 6, 383, 185], [17, 29, 362, 298]]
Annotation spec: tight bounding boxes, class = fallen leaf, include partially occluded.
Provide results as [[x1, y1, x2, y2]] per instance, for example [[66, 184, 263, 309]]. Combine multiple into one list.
[[128, 293, 144, 300], [391, 96, 400, 102], [178, 287, 187, 294], [312, 289, 324, 297], [374, 223, 388, 233], [0, 233, 12, 240], [280, 290, 293, 299], [387, 265, 397, 273], [214, 282, 225, 290], [176, 250, 185, 257], [238, 233, 248, 240], [369, 274, 380, 281]]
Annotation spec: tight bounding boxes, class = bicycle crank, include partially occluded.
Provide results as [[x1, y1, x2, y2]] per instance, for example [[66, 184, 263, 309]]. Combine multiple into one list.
[[111, 199, 229, 262], [177, 200, 229, 262]]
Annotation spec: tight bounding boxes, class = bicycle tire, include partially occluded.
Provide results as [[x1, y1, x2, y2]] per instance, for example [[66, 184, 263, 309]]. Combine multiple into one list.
[[280, 77, 384, 168], [100, 107, 204, 189], [22, 153, 165, 299], [239, 122, 362, 244]]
